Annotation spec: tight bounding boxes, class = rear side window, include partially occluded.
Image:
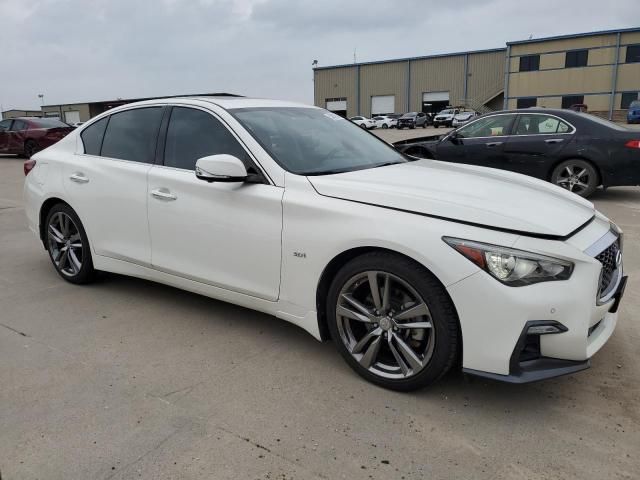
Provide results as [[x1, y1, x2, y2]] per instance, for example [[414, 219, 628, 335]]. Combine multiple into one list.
[[164, 107, 248, 171], [81, 117, 109, 155], [101, 107, 163, 163], [10, 120, 28, 131], [513, 114, 572, 135]]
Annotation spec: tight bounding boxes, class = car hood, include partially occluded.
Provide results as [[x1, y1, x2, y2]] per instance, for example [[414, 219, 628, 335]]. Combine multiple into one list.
[[307, 160, 595, 237]]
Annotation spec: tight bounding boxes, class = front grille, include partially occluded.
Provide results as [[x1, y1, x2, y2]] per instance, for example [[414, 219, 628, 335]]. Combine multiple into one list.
[[595, 240, 620, 299]]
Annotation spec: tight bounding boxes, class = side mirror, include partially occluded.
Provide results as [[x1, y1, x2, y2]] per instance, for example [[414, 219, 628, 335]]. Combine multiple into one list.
[[195, 154, 248, 183], [448, 130, 459, 142]]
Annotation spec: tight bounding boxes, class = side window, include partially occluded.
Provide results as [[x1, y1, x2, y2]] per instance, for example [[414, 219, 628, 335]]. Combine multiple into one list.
[[81, 117, 109, 155], [457, 115, 514, 138], [101, 107, 163, 163], [0, 120, 11, 131], [164, 107, 249, 171], [626, 45, 640, 63], [10, 120, 27, 131], [519, 55, 540, 72], [513, 115, 572, 135]]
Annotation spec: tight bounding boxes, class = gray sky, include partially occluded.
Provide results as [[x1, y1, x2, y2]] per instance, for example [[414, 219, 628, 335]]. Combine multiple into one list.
[[0, 0, 637, 110]]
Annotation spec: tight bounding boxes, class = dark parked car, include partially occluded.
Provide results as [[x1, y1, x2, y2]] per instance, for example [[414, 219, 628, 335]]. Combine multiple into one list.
[[396, 112, 428, 129], [627, 100, 640, 124], [394, 108, 640, 197], [0, 117, 74, 159]]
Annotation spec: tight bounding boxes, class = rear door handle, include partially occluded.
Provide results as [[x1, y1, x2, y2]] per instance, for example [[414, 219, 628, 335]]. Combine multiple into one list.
[[485, 141, 503, 148], [151, 188, 177, 201], [69, 172, 89, 183], [545, 138, 565, 144]]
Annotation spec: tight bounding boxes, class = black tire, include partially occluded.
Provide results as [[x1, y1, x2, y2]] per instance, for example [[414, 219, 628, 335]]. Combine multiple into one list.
[[45, 203, 95, 284], [382, 124, 388, 129], [551, 159, 599, 198], [434, 124, 439, 128], [410, 124, 415, 129], [24, 140, 38, 159], [326, 251, 460, 391], [422, 123, 427, 128], [360, 123, 366, 129]]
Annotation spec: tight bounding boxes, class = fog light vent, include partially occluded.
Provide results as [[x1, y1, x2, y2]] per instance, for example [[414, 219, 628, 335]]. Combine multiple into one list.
[[527, 324, 566, 335]]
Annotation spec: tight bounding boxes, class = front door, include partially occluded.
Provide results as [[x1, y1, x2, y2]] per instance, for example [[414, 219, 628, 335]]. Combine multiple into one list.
[[147, 106, 283, 301], [0, 120, 13, 152]]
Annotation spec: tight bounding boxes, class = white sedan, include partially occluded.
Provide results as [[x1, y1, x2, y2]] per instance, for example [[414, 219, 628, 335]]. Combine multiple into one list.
[[349, 116, 376, 129], [24, 96, 625, 391], [451, 111, 478, 127], [372, 115, 398, 129]]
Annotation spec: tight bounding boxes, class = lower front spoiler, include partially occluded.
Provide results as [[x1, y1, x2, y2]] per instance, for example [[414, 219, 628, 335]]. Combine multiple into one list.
[[463, 358, 590, 384]]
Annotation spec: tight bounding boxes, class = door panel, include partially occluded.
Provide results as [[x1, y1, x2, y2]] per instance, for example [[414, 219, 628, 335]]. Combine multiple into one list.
[[147, 167, 283, 301], [62, 156, 153, 264], [0, 120, 11, 152]]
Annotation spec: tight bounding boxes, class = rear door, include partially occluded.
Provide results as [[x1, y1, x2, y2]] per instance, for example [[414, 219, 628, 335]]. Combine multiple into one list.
[[62, 106, 164, 265], [502, 113, 574, 178], [435, 114, 516, 168], [0, 120, 12, 152], [7, 120, 28, 152]]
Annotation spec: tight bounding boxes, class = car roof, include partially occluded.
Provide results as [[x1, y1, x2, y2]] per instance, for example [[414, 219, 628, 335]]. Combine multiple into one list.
[[108, 96, 316, 111]]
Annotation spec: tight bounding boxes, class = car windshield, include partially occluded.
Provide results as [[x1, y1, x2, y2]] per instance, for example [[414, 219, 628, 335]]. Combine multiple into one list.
[[230, 107, 407, 175], [401, 112, 416, 118], [30, 118, 70, 128], [576, 112, 629, 131], [439, 109, 454, 115], [630, 101, 640, 108]]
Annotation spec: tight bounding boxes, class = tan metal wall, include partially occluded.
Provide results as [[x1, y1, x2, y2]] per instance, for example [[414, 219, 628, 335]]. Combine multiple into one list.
[[314, 66, 357, 117], [409, 55, 464, 111], [360, 61, 407, 117], [42, 103, 92, 122], [1, 110, 41, 119], [466, 50, 506, 104]]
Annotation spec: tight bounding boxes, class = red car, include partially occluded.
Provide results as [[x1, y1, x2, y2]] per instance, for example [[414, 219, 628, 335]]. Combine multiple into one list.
[[0, 117, 74, 159]]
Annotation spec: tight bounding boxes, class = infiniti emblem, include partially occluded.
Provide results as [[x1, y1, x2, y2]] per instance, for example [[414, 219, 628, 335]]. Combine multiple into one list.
[[615, 249, 622, 268]]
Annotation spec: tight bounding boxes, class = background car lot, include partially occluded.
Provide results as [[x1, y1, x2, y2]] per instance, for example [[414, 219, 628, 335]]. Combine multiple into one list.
[[1, 148, 639, 479]]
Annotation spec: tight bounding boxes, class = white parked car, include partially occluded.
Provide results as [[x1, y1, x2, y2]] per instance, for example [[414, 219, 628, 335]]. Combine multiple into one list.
[[24, 96, 625, 391], [433, 108, 460, 128], [372, 115, 398, 129], [451, 110, 478, 127], [349, 116, 376, 129]]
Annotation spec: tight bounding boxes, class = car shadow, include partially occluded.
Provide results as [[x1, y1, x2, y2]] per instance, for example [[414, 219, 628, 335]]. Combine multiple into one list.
[[589, 186, 640, 201]]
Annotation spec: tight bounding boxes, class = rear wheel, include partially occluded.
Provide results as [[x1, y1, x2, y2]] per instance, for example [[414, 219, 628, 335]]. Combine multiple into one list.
[[45, 204, 95, 284], [24, 140, 38, 159], [551, 159, 598, 197], [360, 124, 366, 129], [327, 252, 459, 391], [382, 124, 388, 129]]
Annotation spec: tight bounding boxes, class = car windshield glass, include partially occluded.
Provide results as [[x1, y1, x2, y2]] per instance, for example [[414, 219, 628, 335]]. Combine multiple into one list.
[[630, 101, 640, 108], [230, 107, 407, 175], [576, 112, 629, 131], [439, 109, 454, 115], [31, 118, 70, 128], [401, 113, 416, 118]]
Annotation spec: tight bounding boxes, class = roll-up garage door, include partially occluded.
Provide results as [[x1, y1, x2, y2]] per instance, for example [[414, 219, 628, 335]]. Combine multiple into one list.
[[422, 92, 450, 114], [371, 95, 395, 115], [326, 100, 347, 111], [64, 111, 81, 124]]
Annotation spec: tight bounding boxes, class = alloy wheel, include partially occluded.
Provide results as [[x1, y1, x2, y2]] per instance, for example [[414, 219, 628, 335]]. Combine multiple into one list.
[[47, 212, 84, 276], [555, 164, 591, 194], [335, 271, 435, 379]]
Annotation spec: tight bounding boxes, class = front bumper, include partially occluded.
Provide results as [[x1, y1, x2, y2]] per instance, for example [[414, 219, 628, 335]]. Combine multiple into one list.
[[447, 220, 624, 383]]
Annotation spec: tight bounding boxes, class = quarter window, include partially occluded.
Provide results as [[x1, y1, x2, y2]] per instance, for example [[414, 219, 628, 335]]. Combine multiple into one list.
[[513, 114, 572, 135], [565, 49, 588, 68], [81, 117, 109, 156], [0, 120, 11, 131], [164, 107, 249, 171], [519, 55, 540, 72], [625, 44, 640, 63], [456, 115, 515, 138], [100, 107, 163, 163], [621, 92, 640, 109]]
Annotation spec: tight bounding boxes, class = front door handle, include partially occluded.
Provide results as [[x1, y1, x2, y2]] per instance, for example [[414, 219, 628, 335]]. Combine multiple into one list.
[[151, 188, 177, 201], [69, 172, 89, 183], [485, 141, 503, 148], [545, 138, 565, 144]]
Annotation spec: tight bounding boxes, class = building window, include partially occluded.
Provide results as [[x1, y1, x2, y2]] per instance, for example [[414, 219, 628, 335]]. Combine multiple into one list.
[[621, 92, 640, 109], [625, 44, 640, 63], [516, 97, 537, 109], [519, 55, 540, 72], [561, 95, 585, 109], [565, 49, 589, 68]]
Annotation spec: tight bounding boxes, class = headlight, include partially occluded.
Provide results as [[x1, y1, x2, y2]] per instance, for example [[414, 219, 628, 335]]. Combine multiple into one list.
[[443, 237, 573, 286]]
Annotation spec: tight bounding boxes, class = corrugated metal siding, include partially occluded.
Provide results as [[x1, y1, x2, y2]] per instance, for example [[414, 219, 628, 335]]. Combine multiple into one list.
[[313, 67, 357, 116], [359, 62, 406, 116], [510, 34, 617, 55], [409, 55, 464, 111], [466, 50, 505, 104], [509, 65, 613, 97]]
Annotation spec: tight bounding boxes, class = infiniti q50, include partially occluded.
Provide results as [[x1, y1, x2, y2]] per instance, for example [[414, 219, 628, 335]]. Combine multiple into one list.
[[24, 97, 625, 391]]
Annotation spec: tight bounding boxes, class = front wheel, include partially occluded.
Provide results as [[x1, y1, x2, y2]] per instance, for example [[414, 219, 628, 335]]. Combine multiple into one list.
[[45, 204, 95, 284], [382, 124, 388, 129], [24, 140, 38, 159], [327, 252, 460, 391], [551, 159, 598, 197]]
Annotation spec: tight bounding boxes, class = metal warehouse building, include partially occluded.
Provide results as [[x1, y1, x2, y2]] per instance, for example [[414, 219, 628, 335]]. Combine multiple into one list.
[[314, 27, 640, 120]]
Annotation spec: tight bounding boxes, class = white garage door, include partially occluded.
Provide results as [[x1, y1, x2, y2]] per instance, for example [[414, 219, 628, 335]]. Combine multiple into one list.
[[326, 100, 347, 111], [423, 91, 449, 102], [64, 111, 80, 124], [371, 95, 395, 115]]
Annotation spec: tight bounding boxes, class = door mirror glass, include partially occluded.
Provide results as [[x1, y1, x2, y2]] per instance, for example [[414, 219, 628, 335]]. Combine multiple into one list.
[[195, 154, 248, 183]]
